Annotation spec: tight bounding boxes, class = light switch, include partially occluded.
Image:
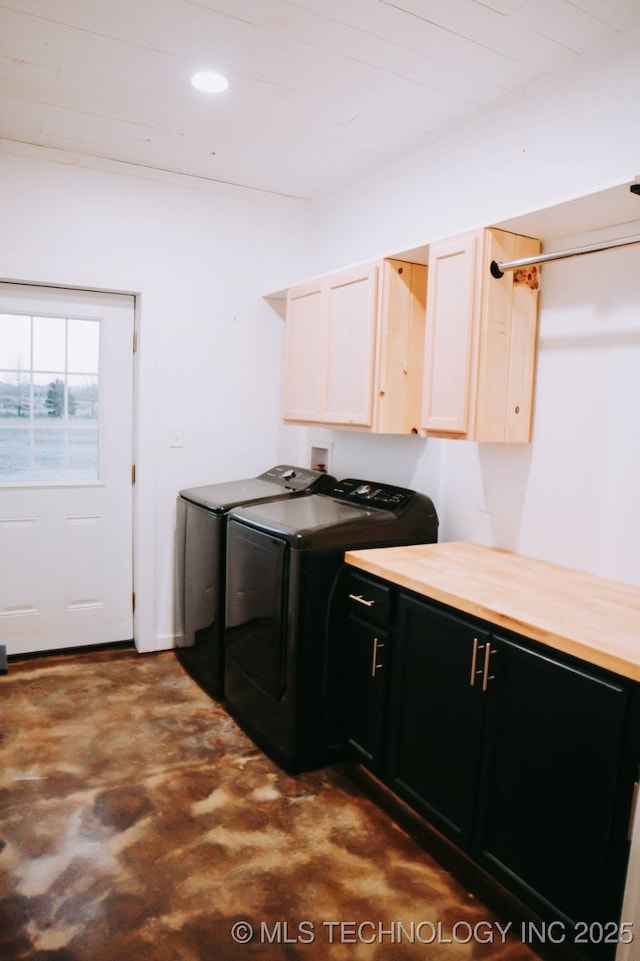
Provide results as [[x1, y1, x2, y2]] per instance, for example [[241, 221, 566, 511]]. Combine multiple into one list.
[[169, 426, 184, 448]]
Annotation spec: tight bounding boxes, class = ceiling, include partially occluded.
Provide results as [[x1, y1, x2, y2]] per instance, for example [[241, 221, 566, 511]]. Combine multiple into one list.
[[1, 0, 639, 201]]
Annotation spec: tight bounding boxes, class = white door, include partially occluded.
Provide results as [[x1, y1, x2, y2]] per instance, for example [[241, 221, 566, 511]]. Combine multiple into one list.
[[0, 284, 135, 656]]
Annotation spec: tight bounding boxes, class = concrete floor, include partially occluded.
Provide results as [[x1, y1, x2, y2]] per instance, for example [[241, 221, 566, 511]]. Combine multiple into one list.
[[0, 647, 544, 961]]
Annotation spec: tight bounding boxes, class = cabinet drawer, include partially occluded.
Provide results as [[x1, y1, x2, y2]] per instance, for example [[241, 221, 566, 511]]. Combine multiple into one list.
[[348, 572, 391, 628]]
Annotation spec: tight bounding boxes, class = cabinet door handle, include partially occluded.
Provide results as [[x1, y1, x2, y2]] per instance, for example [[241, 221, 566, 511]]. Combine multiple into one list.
[[469, 637, 485, 686], [349, 593, 375, 607], [482, 646, 497, 692], [371, 637, 384, 677]]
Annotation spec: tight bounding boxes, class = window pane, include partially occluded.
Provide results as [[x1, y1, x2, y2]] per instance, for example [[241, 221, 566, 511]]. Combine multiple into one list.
[[0, 369, 30, 418], [0, 426, 31, 481], [0, 314, 31, 369], [68, 319, 99, 374], [32, 371, 53, 419], [67, 426, 99, 479], [34, 425, 66, 480], [68, 374, 98, 420], [38, 375, 67, 418], [33, 315, 66, 372]]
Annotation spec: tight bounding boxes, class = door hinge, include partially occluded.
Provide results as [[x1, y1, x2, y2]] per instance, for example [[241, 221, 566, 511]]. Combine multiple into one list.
[[131, 464, 136, 484], [133, 330, 138, 353], [132, 592, 136, 613]]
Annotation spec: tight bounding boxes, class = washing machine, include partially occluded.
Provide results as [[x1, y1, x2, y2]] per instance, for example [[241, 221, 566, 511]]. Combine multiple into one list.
[[224, 478, 439, 772], [176, 464, 335, 699]]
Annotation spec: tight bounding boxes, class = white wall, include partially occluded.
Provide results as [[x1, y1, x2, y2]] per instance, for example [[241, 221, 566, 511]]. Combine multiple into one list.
[[0, 147, 312, 651], [277, 38, 640, 587]]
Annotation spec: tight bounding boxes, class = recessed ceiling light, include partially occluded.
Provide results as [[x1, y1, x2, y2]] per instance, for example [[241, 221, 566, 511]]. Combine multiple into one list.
[[191, 71, 229, 93]]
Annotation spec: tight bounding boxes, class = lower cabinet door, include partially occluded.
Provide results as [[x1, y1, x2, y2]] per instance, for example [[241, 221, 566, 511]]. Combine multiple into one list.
[[387, 594, 490, 847], [345, 614, 388, 772], [475, 634, 630, 936]]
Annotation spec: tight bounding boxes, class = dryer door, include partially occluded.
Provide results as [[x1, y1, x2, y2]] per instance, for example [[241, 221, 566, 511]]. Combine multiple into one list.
[[225, 521, 289, 700]]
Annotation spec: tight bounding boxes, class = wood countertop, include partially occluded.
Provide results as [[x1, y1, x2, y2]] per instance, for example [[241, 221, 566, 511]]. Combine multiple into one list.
[[344, 541, 640, 682]]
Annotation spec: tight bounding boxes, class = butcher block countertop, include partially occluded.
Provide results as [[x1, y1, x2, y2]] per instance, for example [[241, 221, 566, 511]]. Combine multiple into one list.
[[344, 541, 640, 682]]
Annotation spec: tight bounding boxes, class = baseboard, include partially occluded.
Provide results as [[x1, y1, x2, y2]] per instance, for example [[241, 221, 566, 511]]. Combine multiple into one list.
[[6, 639, 136, 665], [134, 634, 178, 654]]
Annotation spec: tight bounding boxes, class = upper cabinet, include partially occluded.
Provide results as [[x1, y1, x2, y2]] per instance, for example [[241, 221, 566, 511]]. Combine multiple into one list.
[[421, 227, 541, 443], [283, 259, 427, 434], [281, 226, 540, 441]]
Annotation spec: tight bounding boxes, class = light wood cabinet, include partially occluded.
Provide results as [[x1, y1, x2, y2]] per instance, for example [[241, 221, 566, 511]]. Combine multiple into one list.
[[283, 259, 427, 433], [282, 278, 325, 423], [422, 227, 541, 442]]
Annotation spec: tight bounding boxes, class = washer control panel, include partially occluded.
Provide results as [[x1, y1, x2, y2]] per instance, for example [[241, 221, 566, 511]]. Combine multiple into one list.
[[258, 464, 333, 492], [329, 478, 415, 510]]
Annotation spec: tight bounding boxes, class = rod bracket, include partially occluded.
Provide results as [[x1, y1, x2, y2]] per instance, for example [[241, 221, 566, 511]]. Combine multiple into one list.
[[490, 260, 504, 279]]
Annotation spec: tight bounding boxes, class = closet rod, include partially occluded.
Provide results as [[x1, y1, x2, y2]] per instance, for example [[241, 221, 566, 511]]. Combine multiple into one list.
[[490, 231, 640, 279]]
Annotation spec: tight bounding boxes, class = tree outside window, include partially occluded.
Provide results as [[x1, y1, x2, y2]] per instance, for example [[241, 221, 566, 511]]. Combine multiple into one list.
[[45, 379, 77, 417]]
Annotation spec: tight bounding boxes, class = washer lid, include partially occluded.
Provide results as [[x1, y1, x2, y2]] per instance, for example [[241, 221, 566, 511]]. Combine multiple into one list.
[[180, 477, 288, 513], [179, 465, 331, 512], [228, 494, 388, 544]]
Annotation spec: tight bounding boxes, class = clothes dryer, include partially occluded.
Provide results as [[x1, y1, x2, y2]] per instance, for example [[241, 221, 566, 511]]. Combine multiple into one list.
[[224, 478, 438, 771]]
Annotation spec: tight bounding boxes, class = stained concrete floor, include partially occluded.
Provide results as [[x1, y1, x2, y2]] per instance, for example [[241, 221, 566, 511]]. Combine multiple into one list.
[[0, 647, 544, 961]]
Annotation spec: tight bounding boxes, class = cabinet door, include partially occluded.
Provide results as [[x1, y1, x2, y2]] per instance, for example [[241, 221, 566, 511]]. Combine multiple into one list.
[[422, 231, 480, 434], [324, 264, 378, 426], [345, 615, 389, 772], [476, 635, 630, 929], [283, 281, 326, 422], [387, 594, 490, 846]]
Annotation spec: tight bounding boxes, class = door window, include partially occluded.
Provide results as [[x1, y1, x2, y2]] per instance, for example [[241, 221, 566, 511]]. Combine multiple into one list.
[[0, 312, 100, 484]]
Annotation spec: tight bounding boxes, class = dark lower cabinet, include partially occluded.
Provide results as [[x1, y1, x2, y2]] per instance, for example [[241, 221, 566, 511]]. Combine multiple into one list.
[[345, 577, 640, 961], [475, 635, 632, 938], [387, 595, 490, 846]]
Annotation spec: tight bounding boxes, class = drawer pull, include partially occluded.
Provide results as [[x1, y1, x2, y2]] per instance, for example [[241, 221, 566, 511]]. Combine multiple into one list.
[[371, 637, 384, 677], [349, 593, 375, 607]]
